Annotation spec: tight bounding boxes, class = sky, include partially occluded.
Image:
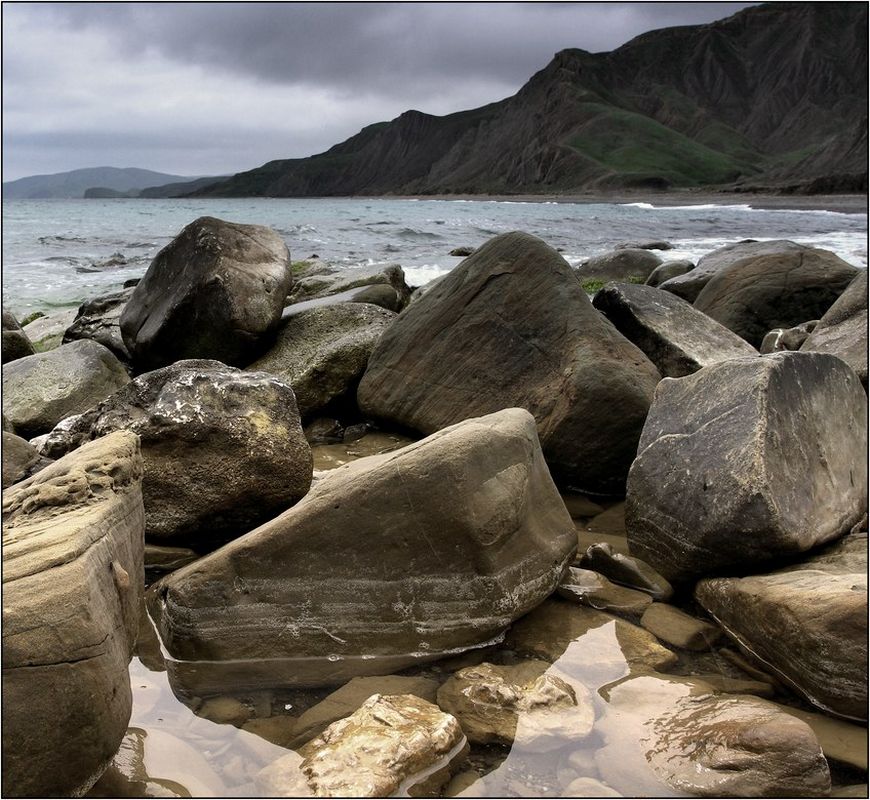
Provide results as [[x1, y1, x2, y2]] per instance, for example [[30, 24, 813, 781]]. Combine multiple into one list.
[[3, 2, 756, 181]]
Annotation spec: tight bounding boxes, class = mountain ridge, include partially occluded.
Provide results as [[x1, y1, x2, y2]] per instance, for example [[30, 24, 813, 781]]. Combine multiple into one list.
[[2, 167, 207, 199]]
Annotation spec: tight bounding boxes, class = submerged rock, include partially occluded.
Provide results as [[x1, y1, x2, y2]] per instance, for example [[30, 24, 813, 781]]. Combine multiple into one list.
[[255, 694, 467, 797], [149, 409, 576, 685], [1, 310, 35, 364], [696, 532, 868, 721], [358, 231, 661, 494], [120, 216, 294, 369], [2, 339, 130, 438], [63, 286, 134, 362], [2, 432, 145, 797], [40, 359, 312, 547], [626, 352, 868, 582], [592, 281, 757, 377]]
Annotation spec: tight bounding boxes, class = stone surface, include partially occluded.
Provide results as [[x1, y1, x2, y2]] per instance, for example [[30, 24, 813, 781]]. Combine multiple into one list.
[[560, 777, 622, 797], [760, 320, 817, 353], [578, 543, 673, 600], [286, 263, 411, 310], [557, 567, 653, 616], [801, 268, 868, 384], [120, 216, 294, 369], [247, 303, 396, 419], [639, 602, 722, 651], [148, 409, 577, 684], [436, 661, 594, 751], [39, 359, 312, 546], [560, 492, 604, 518], [2, 310, 35, 363], [774, 703, 868, 771], [63, 287, 134, 361], [2, 339, 130, 438], [693, 243, 859, 346], [578, 248, 662, 282], [255, 694, 467, 797], [696, 532, 868, 721], [584, 502, 627, 536], [627, 351, 868, 582], [595, 674, 830, 797], [22, 307, 78, 351], [2, 432, 145, 797], [645, 259, 693, 288], [593, 281, 758, 377], [1, 430, 53, 489], [357, 231, 661, 494]]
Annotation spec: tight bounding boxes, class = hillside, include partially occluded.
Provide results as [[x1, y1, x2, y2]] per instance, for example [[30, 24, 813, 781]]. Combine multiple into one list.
[[194, 3, 867, 198], [3, 167, 202, 199]]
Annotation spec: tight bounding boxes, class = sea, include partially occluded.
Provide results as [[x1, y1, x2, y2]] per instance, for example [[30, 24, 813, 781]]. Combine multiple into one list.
[[2, 197, 867, 317]]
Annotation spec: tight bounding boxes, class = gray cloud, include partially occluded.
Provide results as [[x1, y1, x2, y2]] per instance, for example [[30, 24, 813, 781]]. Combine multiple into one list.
[[3, 3, 756, 180]]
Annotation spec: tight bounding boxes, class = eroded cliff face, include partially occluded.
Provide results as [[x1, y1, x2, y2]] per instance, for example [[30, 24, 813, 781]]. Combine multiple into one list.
[[191, 3, 867, 198]]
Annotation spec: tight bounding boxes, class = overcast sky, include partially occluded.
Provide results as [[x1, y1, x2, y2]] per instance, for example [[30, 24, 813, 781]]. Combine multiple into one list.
[[3, 2, 755, 181]]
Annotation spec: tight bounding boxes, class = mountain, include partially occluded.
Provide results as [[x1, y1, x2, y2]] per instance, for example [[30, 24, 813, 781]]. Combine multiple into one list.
[[138, 176, 230, 198], [195, 3, 867, 198], [3, 167, 204, 199]]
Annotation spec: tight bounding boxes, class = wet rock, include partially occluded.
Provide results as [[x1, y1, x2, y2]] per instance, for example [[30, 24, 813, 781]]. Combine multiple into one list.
[[291, 675, 440, 747], [286, 263, 411, 310], [688, 674, 775, 698], [450, 246, 476, 257], [696, 532, 868, 721], [21, 306, 78, 351], [242, 716, 299, 749], [693, 244, 859, 347], [577, 248, 662, 282], [248, 303, 396, 419], [801, 268, 868, 384], [578, 543, 673, 600], [358, 232, 661, 494], [627, 351, 868, 582], [2, 339, 130, 438], [255, 694, 467, 797], [775, 703, 868, 771], [120, 216, 294, 369], [63, 287, 134, 361], [143, 544, 199, 577], [645, 259, 693, 287], [149, 409, 576, 684], [445, 770, 483, 796], [304, 417, 344, 445], [197, 696, 251, 727], [2, 310, 35, 363], [561, 777, 621, 797], [760, 320, 818, 353], [1, 431, 53, 488], [616, 240, 673, 251], [2, 432, 145, 797], [639, 602, 722, 651], [595, 674, 830, 797], [592, 281, 757, 377], [436, 661, 594, 751], [310, 430, 414, 472], [40, 360, 312, 547], [557, 567, 653, 616]]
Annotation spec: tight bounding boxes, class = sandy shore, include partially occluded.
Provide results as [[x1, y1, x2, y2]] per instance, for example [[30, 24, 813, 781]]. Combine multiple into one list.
[[391, 191, 868, 215]]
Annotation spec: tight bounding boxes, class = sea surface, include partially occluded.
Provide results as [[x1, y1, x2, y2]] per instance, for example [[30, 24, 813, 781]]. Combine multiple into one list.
[[2, 197, 867, 317]]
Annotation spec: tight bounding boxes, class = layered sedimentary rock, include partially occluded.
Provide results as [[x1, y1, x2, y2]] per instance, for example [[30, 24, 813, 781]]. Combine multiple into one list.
[[120, 217, 294, 369], [2, 432, 145, 797], [40, 360, 312, 547], [626, 352, 867, 582], [148, 409, 576, 684], [358, 232, 661, 494]]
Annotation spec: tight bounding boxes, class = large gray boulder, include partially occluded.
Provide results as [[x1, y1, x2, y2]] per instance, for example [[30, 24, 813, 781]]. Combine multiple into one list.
[[693, 244, 859, 347], [626, 352, 868, 582], [801, 269, 868, 385], [148, 409, 577, 688], [2, 431, 145, 797], [2, 339, 130, 438], [39, 360, 312, 547], [64, 287, 134, 362], [577, 248, 662, 283], [2, 311, 35, 364], [357, 232, 661, 494], [645, 259, 694, 288], [286, 263, 411, 310], [1, 431, 52, 489], [696, 532, 868, 721], [247, 303, 396, 419], [120, 217, 294, 370], [592, 282, 757, 377]]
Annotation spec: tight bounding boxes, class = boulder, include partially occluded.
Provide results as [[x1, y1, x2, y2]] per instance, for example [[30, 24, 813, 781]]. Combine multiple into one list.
[[639, 602, 722, 651], [659, 239, 804, 302], [801, 269, 868, 384], [760, 320, 818, 353], [1, 339, 130, 438], [2, 432, 145, 797], [594, 674, 830, 797], [255, 694, 467, 797], [1, 431, 52, 489], [247, 303, 396, 419], [626, 352, 868, 582], [696, 532, 868, 721], [592, 281, 758, 377], [693, 244, 859, 347], [120, 216, 294, 369], [286, 263, 411, 310], [645, 259, 693, 287], [148, 409, 577, 686], [21, 307, 78, 351], [2, 311, 35, 363], [450, 246, 476, 257], [578, 543, 673, 600], [63, 287, 134, 361], [616, 240, 673, 251], [39, 360, 312, 547], [577, 248, 662, 282], [556, 566, 653, 616], [357, 232, 661, 494]]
